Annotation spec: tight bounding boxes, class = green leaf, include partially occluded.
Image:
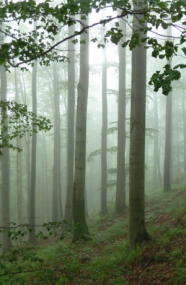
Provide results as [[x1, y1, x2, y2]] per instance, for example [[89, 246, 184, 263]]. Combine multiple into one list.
[[159, 54, 165, 59], [161, 22, 168, 29], [182, 47, 186, 55], [173, 64, 186, 69], [121, 40, 129, 48], [80, 40, 86, 44], [72, 39, 78, 44]]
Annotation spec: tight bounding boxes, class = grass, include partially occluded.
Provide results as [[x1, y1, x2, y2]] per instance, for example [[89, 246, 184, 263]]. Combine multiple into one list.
[[1, 185, 186, 284]]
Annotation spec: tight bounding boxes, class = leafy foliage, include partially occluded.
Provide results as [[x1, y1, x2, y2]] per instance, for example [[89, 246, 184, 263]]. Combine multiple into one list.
[[87, 146, 117, 162], [0, 100, 52, 154], [149, 64, 181, 95], [0, 0, 185, 92]]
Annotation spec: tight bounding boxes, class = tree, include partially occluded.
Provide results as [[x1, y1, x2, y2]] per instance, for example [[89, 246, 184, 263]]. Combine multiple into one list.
[[100, 10, 108, 216], [29, 59, 37, 244], [115, 10, 127, 212], [164, 92, 172, 192], [72, 15, 91, 242], [153, 92, 160, 187], [52, 62, 62, 222], [0, 64, 12, 254], [64, 23, 76, 230], [182, 86, 186, 173], [15, 68, 23, 245], [164, 25, 173, 192], [129, 0, 150, 249]]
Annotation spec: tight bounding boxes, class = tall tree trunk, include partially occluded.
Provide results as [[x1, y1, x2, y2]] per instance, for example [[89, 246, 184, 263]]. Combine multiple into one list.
[[100, 16, 108, 215], [25, 133, 31, 223], [19, 70, 31, 223], [29, 61, 37, 243], [158, 146, 162, 186], [182, 89, 186, 173], [176, 117, 180, 178], [64, 23, 75, 230], [0, 64, 12, 254], [72, 15, 91, 242], [129, 0, 150, 249], [15, 68, 23, 244], [52, 62, 62, 222], [164, 94, 172, 192], [115, 11, 127, 212], [42, 133, 50, 222], [164, 26, 172, 192], [153, 93, 159, 187]]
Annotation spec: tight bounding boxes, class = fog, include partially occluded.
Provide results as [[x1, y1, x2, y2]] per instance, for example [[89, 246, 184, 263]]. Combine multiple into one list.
[[0, 0, 186, 256]]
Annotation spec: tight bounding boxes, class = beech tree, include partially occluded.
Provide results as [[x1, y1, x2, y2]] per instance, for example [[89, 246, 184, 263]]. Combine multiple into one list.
[[164, 25, 173, 192], [28, 59, 37, 244], [64, 23, 76, 230], [72, 15, 91, 242], [115, 10, 127, 212], [101, 10, 108, 216], [129, 0, 150, 249], [0, 63, 12, 254], [52, 62, 62, 222]]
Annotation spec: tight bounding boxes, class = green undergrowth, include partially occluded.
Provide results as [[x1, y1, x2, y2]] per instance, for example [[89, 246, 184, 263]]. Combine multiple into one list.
[[1, 184, 186, 284]]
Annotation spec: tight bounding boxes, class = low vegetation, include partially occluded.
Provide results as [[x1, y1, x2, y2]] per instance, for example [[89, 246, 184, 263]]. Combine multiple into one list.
[[1, 184, 186, 284]]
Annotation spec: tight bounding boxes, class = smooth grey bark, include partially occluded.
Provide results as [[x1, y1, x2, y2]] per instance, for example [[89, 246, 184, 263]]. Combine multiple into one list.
[[182, 89, 186, 172], [164, 92, 172, 192], [157, 148, 162, 186], [129, 0, 150, 249], [29, 61, 37, 244], [175, 116, 181, 178], [42, 133, 50, 222], [164, 26, 172, 193], [100, 25, 108, 216], [85, 186, 89, 219], [64, 23, 75, 229], [153, 93, 159, 187], [25, 133, 31, 223], [0, 64, 12, 253], [72, 16, 91, 242], [18, 70, 31, 224], [145, 136, 149, 185], [15, 68, 23, 244], [52, 62, 62, 222], [115, 12, 127, 212], [19, 72, 27, 105]]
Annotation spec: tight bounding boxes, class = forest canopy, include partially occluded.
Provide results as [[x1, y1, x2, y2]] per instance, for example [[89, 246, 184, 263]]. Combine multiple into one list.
[[0, 0, 185, 93]]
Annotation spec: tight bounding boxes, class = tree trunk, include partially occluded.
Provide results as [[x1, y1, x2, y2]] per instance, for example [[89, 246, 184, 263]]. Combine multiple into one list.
[[42, 133, 50, 222], [100, 17, 108, 215], [64, 23, 75, 230], [15, 68, 23, 244], [0, 64, 12, 254], [72, 16, 91, 242], [164, 93, 172, 192], [153, 93, 159, 187], [129, 0, 150, 249], [115, 11, 127, 212], [29, 61, 37, 244], [182, 89, 186, 173], [164, 26, 172, 192], [25, 133, 31, 223], [52, 62, 62, 222]]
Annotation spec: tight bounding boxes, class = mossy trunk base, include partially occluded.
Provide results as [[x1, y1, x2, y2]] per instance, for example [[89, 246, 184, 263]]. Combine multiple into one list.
[[72, 199, 91, 243]]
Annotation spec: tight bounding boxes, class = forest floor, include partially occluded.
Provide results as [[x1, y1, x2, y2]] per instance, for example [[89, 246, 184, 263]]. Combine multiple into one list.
[[1, 184, 186, 284]]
